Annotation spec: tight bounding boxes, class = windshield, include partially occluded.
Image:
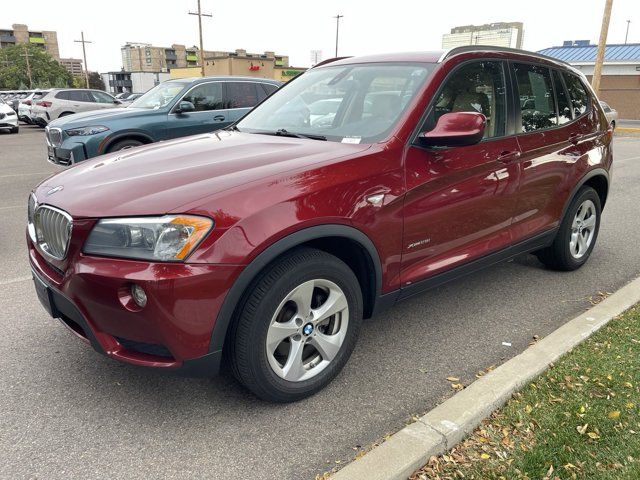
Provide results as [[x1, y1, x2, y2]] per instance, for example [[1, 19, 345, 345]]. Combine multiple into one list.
[[128, 81, 187, 109], [238, 63, 434, 143]]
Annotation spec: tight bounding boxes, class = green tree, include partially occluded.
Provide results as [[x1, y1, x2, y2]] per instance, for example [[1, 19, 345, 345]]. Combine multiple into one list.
[[0, 44, 74, 89]]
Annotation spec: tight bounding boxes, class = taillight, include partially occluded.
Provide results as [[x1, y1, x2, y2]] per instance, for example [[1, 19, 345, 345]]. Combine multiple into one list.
[[37, 101, 52, 107], [24, 100, 32, 105]]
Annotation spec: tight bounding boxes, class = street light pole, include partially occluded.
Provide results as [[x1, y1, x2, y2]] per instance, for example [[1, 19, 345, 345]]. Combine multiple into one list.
[[625, 20, 631, 44], [74, 31, 92, 88], [334, 14, 343, 57], [189, 0, 212, 78], [20, 45, 33, 88], [591, 0, 613, 97]]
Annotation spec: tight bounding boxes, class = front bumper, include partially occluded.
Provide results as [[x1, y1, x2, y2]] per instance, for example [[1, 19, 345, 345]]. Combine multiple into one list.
[[28, 235, 243, 376], [46, 132, 106, 166], [0, 113, 18, 128]]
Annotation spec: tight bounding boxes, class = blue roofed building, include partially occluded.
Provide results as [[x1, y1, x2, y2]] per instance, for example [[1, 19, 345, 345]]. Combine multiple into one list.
[[538, 41, 640, 119]]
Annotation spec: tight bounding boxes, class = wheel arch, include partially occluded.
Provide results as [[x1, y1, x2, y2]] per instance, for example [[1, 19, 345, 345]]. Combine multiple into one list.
[[561, 168, 609, 221], [208, 224, 383, 355], [101, 132, 154, 153]]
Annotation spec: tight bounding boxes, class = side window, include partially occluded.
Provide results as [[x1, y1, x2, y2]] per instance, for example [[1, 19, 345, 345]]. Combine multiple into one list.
[[552, 70, 572, 125], [432, 60, 507, 138], [261, 83, 279, 97], [513, 63, 557, 133], [92, 91, 115, 104], [55, 91, 70, 100], [226, 82, 260, 108], [181, 82, 224, 112], [563, 73, 589, 118], [68, 90, 94, 102], [600, 102, 611, 112]]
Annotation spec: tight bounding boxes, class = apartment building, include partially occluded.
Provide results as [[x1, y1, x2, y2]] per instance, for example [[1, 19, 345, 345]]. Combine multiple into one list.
[[59, 57, 84, 76], [442, 22, 524, 49], [0, 23, 60, 59]]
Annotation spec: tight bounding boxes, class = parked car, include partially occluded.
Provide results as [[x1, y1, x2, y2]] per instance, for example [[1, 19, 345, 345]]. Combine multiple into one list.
[[0, 96, 19, 133], [31, 88, 121, 127], [44, 76, 281, 165], [599, 101, 618, 128], [18, 90, 51, 124], [27, 47, 612, 402], [118, 93, 144, 106], [6, 90, 30, 113]]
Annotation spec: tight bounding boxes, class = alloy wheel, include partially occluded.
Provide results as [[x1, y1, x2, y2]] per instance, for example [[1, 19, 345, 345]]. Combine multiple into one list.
[[570, 199, 597, 259], [265, 279, 349, 382]]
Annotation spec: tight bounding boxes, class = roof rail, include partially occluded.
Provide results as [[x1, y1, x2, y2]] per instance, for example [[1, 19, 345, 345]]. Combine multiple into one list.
[[312, 56, 352, 68], [438, 45, 571, 66]]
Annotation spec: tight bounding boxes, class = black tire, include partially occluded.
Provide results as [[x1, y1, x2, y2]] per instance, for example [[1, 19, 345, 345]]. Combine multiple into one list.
[[228, 247, 363, 402], [107, 138, 144, 152], [536, 186, 601, 271], [10, 126, 19, 134]]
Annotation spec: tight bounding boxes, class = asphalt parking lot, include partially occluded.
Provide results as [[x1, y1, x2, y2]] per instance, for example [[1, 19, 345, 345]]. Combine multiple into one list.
[[2, 125, 640, 480]]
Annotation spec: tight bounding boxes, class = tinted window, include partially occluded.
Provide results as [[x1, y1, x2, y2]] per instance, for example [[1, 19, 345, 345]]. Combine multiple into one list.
[[433, 60, 507, 138], [68, 90, 94, 102], [55, 91, 70, 100], [563, 73, 589, 117], [226, 82, 260, 108], [261, 83, 279, 96], [181, 82, 223, 111], [91, 91, 115, 103], [514, 63, 557, 133], [552, 70, 572, 125]]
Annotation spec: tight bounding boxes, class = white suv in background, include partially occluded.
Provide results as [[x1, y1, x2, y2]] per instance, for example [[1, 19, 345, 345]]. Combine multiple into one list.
[[0, 96, 19, 134], [18, 90, 51, 124], [31, 89, 121, 126]]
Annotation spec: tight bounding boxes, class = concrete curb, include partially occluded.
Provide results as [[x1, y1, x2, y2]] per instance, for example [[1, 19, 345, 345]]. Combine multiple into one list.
[[617, 127, 640, 134], [331, 275, 640, 480]]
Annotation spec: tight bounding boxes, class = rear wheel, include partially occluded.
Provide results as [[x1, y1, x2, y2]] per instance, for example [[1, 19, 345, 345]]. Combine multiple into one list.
[[10, 126, 18, 134], [536, 186, 601, 271], [107, 138, 144, 152], [229, 247, 363, 402]]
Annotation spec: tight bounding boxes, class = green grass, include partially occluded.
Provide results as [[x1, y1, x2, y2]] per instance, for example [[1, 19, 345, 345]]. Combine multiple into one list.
[[411, 305, 640, 480]]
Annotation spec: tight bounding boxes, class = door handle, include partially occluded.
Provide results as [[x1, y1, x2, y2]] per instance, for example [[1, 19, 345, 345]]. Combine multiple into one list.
[[497, 150, 521, 163], [213, 115, 225, 122], [569, 133, 583, 145]]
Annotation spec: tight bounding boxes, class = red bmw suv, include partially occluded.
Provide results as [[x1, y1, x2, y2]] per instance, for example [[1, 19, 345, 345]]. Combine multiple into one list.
[[27, 47, 612, 402]]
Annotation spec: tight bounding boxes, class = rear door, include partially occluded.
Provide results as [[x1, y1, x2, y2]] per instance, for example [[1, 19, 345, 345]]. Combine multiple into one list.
[[401, 59, 521, 286], [224, 81, 264, 123], [509, 63, 591, 242], [66, 90, 97, 115], [165, 81, 229, 139]]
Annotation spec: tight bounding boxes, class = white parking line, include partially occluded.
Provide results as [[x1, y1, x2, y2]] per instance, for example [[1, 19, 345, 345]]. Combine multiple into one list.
[[0, 275, 32, 286]]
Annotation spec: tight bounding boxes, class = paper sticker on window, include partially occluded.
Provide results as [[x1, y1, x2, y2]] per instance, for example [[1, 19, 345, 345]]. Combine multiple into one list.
[[342, 137, 361, 144]]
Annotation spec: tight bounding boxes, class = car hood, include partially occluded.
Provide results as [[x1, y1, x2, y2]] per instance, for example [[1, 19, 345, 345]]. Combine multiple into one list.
[[35, 131, 371, 218], [48, 107, 157, 128]]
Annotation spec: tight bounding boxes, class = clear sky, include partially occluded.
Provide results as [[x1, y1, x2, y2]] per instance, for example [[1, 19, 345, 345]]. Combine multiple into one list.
[[3, 0, 639, 72]]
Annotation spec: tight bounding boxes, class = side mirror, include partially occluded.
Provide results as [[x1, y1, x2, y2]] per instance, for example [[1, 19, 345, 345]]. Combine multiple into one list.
[[113, 100, 122, 105], [418, 111, 486, 148], [174, 101, 195, 114]]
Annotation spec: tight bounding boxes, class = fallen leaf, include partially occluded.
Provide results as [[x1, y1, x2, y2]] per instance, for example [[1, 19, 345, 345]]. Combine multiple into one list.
[[577, 424, 588, 435], [609, 411, 621, 419], [587, 432, 601, 440], [480, 453, 490, 459], [446, 376, 460, 382]]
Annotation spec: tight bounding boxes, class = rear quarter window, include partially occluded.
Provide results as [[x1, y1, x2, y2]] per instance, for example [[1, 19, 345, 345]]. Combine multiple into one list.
[[563, 72, 590, 118]]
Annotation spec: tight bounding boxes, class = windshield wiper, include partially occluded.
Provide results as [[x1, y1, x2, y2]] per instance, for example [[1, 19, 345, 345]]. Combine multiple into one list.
[[258, 128, 326, 141]]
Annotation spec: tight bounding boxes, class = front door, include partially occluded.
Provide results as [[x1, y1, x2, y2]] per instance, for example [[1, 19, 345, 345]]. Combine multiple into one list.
[[401, 60, 521, 287], [166, 81, 231, 139]]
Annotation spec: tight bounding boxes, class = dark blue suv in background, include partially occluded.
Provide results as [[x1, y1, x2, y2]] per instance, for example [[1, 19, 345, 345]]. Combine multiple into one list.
[[45, 76, 281, 165]]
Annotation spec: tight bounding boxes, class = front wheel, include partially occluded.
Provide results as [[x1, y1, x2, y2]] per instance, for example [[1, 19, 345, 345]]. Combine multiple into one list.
[[10, 126, 19, 134], [229, 247, 363, 402], [107, 138, 144, 152], [536, 186, 601, 271]]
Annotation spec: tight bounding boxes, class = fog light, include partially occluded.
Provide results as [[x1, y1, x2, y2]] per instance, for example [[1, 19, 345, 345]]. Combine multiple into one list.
[[131, 284, 147, 308]]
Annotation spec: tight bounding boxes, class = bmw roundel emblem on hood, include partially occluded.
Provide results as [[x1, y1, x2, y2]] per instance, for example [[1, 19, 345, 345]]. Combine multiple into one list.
[[46, 185, 64, 196]]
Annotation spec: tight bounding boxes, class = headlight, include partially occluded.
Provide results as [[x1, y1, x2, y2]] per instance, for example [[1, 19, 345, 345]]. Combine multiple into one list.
[[65, 125, 109, 136], [83, 215, 213, 262], [7, 110, 16, 116]]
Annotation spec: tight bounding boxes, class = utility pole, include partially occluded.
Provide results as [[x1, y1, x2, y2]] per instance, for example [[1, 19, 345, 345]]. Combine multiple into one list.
[[74, 31, 92, 88], [189, 0, 212, 77], [20, 45, 33, 88], [625, 20, 631, 44], [591, 0, 613, 96], [334, 14, 343, 57]]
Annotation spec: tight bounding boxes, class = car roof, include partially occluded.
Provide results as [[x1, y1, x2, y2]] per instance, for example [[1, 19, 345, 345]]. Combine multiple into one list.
[[323, 46, 577, 73], [170, 76, 282, 85]]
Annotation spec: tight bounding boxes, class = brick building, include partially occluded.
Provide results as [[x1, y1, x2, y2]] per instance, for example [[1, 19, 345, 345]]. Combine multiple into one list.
[[539, 42, 640, 120], [0, 23, 59, 59]]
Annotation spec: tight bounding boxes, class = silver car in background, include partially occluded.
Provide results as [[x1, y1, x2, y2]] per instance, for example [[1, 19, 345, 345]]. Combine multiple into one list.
[[600, 101, 618, 128]]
